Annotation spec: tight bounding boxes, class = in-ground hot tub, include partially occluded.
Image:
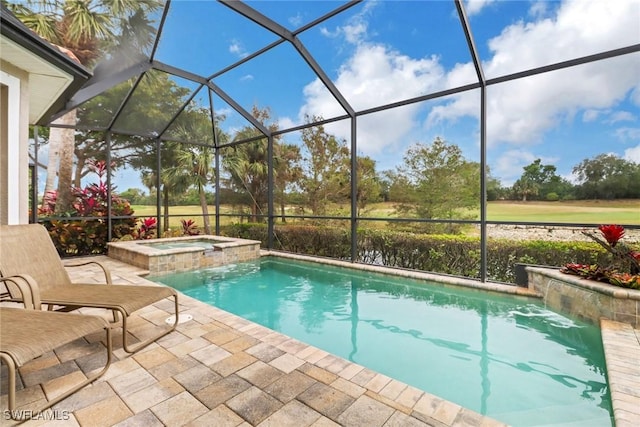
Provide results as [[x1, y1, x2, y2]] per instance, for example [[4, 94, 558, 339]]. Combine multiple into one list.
[[108, 235, 261, 274]]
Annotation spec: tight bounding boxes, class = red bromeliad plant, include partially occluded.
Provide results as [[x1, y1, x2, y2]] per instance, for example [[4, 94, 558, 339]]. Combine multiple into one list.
[[561, 224, 640, 289], [180, 219, 200, 236], [133, 217, 157, 240], [40, 160, 137, 256], [598, 224, 625, 247]]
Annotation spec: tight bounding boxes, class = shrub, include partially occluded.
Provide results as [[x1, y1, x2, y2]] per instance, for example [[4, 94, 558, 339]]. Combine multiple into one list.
[[40, 160, 137, 256], [222, 223, 609, 283]]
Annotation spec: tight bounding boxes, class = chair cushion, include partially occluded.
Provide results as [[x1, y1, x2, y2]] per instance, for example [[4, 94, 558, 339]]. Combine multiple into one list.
[[40, 283, 176, 315], [0, 307, 107, 367], [0, 224, 72, 294]]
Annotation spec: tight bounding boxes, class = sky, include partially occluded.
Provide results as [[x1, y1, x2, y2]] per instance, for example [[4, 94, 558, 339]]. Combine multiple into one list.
[[34, 0, 640, 191]]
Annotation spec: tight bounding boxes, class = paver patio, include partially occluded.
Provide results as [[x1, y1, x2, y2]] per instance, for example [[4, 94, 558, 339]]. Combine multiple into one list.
[[1, 256, 638, 426]]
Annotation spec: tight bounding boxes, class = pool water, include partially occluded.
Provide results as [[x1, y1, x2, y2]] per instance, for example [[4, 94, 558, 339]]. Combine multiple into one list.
[[148, 257, 613, 426], [142, 239, 223, 250]]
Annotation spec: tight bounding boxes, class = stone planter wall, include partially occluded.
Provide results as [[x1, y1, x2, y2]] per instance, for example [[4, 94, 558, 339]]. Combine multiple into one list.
[[526, 266, 640, 328]]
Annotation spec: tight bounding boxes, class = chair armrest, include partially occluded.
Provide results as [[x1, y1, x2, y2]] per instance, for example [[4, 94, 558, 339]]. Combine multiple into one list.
[[0, 274, 42, 310], [64, 260, 113, 285]]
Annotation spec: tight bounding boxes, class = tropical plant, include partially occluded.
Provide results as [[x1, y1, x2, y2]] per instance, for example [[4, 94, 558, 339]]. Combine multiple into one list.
[[561, 224, 640, 288], [133, 217, 157, 240], [180, 219, 200, 236], [39, 159, 136, 256], [221, 106, 280, 222], [8, 0, 161, 213], [167, 108, 222, 234]]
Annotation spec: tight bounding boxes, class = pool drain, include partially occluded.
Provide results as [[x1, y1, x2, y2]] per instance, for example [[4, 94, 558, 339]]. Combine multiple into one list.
[[165, 313, 193, 325]]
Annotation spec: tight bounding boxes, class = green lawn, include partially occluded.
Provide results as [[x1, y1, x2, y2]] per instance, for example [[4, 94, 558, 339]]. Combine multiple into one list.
[[486, 200, 640, 224], [131, 199, 640, 229]]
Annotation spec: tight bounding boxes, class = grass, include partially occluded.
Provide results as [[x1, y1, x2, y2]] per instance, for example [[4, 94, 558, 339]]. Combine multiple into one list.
[[486, 200, 640, 224], [131, 199, 640, 230]]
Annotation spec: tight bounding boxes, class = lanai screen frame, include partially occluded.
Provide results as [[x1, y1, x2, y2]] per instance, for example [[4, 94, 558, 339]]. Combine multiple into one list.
[[30, 0, 640, 283]]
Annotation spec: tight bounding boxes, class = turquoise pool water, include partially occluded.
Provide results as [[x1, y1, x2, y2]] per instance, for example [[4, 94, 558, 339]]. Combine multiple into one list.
[[148, 257, 613, 426], [141, 239, 223, 250]]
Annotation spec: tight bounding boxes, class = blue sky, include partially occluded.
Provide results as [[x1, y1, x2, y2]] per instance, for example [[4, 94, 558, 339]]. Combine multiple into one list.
[[146, 0, 640, 185], [117, 0, 639, 188]]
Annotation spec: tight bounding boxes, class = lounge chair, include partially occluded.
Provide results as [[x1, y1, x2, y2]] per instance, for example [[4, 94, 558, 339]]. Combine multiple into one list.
[[0, 275, 112, 420], [0, 224, 179, 353]]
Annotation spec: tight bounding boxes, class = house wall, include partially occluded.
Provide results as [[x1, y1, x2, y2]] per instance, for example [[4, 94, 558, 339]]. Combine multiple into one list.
[[0, 61, 30, 225]]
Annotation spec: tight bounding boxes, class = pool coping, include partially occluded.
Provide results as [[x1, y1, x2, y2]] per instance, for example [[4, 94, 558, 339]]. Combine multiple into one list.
[[260, 251, 640, 426], [57, 255, 508, 426], [44, 252, 639, 426], [260, 250, 540, 298]]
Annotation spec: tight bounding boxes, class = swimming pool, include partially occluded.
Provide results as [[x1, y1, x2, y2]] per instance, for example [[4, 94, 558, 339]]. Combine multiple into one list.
[[148, 257, 613, 426]]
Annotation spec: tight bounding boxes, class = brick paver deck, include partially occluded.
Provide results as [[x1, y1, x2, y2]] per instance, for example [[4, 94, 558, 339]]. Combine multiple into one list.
[[1, 256, 638, 426]]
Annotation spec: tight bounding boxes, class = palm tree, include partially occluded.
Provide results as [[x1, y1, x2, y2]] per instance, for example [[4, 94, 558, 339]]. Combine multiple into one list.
[[7, 0, 161, 213], [513, 176, 539, 202], [222, 140, 269, 222], [170, 112, 222, 234], [221, 106, 279, 222], [273, 143, 302, 222], [158, 142, 191, 233]]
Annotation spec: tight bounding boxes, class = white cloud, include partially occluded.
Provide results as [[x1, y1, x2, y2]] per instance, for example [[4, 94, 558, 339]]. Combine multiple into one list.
[[465, 0, 497, 17], [606, 111, 636, 124], [289, 13, 303, 28], [319, 27, 339, 39], [277, 116, 296, 131], [319, 0, 377, 45], [427, 0, 640, 147], [300, 0, 640, 159], [240, 74, 254, 82], [582, 109, 601, 122], [494, 150, 561, 186], [528, 1, 550, 19], [214, 107, 233, 121], [300, 43, 446, 154], [493, 150, 537, 186], [229, 39, 247, 58], [615, 127, 640, 141], [624, 144, 640, 163]]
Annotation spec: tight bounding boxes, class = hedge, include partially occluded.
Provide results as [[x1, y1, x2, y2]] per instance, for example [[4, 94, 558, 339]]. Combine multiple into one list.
[[221, 223, 608, 283]]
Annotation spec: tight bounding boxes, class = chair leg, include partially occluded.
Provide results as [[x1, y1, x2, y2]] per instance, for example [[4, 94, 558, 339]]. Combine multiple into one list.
[[1, 326, 112, 420], [120, 294, 180, 354], [0, 353, 16, 414]]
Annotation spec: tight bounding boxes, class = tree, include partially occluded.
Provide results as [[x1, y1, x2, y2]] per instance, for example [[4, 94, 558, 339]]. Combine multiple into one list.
[[71, 72, 192, 189], [221, 106, 278, 222], [354, 156, 382, 216], [396, 137, 480, 223], [169, 108, 221, 234], [512, 176, 539, 201], [119, 188, 148, 205], [9, 0, 161, 213], [573, 154, 640, 199], [274, 143, 302, 222], [485, 170, 505, 201], [299, 116, 350, 215], [513, 159, 573, 201], [379, 169, 410, 203], [158, 142, 192, 231]]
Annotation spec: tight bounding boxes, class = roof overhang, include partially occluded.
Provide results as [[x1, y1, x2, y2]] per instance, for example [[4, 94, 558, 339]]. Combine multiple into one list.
[[1, 6, 92, 125]]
